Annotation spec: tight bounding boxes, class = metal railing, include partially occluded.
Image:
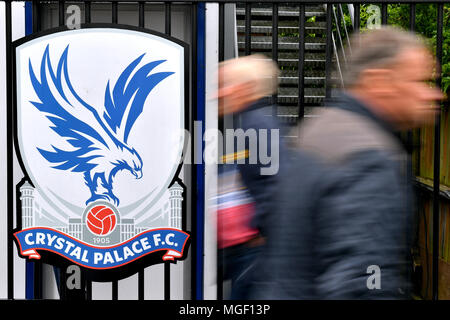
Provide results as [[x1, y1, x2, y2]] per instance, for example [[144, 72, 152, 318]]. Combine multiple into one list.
[[1, 0, 449, 301], [3, 0, 201, 301]]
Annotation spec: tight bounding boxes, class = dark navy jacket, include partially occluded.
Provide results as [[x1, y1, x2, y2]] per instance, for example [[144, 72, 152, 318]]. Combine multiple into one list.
[[231, 98, 288, 236], [251, 92, 413, 299]]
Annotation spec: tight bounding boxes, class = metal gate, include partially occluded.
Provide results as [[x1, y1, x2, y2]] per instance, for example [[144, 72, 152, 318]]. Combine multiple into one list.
[[2, 0, 205, 300], [215, 0, 449, 302], [1, 0, 449, 301]]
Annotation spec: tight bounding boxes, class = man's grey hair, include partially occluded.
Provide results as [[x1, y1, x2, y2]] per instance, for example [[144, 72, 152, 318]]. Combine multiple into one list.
[[219, 54, 280, 98], [341, 26, 428, 88]]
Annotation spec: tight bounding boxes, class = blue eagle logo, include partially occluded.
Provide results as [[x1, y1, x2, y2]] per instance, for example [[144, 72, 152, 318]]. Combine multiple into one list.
[[28, 45, 174, 206]]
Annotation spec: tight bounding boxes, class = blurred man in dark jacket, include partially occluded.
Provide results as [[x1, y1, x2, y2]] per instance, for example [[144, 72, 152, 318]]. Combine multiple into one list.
[[251, 27, 443, 299]]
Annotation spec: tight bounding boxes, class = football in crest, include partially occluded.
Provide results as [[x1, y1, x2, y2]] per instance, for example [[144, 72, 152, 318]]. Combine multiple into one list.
[[86, 204, 117, 236]]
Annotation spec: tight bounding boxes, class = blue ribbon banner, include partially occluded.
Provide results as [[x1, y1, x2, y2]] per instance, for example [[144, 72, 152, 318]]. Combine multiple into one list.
[[14, 227, 190, 269]]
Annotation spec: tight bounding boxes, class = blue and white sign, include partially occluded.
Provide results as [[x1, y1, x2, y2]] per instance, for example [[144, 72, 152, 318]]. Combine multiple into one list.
[[13, 27, 189, 271]]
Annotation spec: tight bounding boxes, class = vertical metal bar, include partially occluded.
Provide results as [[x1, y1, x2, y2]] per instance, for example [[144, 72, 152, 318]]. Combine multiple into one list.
[[245, 2, 251, 56], [405, 2, 416, 300], [298, 4, 305, 120], [86, 276, 92, 300], [59, 1, 65, 27], [58, 267, 66, 300], [5, 0, 13, 300], [163, 2, 172, 300], [190, 2, 198, 300], [432, 2, 444, 301], [218, 3, 225, 63], [340, 5, 351, 50], [139, 2, 145, 28], [26, 263, 35, 299], [138, 270, 144, 300], [354, 3, 360, 33], [112, 280, 118, 300], [217, 2, 225, 301], [85, 1, 91, 24], [332, 5, 345, 63], [137, 268, 144, 299], [336, 3, 341, 38], [409, 3, 416, 32], [164, 262, 170, 300], [80, 6, 91, 287], [381, 3, 387, 25], [195, 1, 206, 301], [325, 4, 333, 99], [25, 1, 33, 35], [165, 3, 171, 36], [34, 261, 42, 299], [272, 3, 278, 62], [32, 0, 40, 33], [31, 0, 44, 298], [272, 3, 278, 117], [112, 1, 118, 24]]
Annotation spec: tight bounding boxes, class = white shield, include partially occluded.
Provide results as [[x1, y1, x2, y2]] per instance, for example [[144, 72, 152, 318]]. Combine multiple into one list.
[[15, 28, 185, 237]]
